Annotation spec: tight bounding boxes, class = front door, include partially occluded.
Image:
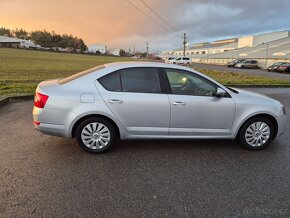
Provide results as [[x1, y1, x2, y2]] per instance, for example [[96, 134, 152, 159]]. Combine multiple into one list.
[[164, 68, 235, 136]]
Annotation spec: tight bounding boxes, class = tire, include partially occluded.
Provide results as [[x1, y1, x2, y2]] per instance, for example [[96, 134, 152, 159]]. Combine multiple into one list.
[[75, 117, 116, 153], [241, 65, 245, 69], [186, 62, 190, 66], [237, 116, 275, 150]]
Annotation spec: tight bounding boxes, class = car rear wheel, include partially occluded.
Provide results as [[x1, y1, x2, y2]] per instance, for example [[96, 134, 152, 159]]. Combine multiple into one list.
[[75, 117, 116, 153], [237, 117, 275, 150], [186, 62, 190, 66]]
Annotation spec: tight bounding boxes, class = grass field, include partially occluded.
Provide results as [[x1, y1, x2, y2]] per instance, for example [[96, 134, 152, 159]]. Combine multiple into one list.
[[1, 47, 290, 97], [0, 48, 131, 97]]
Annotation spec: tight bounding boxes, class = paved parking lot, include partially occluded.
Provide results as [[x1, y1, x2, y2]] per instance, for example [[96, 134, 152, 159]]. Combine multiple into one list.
[[0, 88, 290, 217], [192, 63, 290, 81]]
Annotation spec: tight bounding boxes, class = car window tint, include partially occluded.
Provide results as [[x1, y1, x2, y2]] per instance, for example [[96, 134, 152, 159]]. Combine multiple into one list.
[[120, 68, 161, 94], [98, 71, 121, 92], [165, 69, 217, 97]]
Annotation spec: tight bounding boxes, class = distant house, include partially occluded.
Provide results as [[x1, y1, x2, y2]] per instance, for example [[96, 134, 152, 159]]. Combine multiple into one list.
[[88, 44, 107, 54], [0, 35, 40, 49], [108, 48, 121, 56]]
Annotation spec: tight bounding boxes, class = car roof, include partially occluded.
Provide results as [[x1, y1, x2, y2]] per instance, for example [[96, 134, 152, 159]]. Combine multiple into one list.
[[104, 61, 192, 71]]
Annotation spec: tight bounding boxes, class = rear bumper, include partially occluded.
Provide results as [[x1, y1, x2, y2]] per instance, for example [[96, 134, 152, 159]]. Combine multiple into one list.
[[34, 122, 69, 137], [33, 106, 76, 138]]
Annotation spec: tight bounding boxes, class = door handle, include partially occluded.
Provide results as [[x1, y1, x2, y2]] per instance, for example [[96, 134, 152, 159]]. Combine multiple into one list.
[[172, 101, 186, 105], [108, 99, 123, 104]]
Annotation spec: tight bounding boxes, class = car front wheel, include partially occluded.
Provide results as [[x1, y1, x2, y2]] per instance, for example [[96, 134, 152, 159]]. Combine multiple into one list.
[[237, 117, 275, 150], [75, 117, 116, 153]]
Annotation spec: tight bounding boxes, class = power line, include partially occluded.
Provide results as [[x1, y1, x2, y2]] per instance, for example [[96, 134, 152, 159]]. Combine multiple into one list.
[[125, 0, 171, 32], [138, 0, 175, 32]]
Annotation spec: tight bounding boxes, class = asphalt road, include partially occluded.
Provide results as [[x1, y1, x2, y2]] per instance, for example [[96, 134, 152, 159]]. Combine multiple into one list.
[[0, 88, 290, 217], [192, 63, 290, 81]]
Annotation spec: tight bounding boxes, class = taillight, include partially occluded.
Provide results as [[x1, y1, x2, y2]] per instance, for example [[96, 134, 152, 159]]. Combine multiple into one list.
[[33, 121, 40, 126], [34, 92, 49, 108]]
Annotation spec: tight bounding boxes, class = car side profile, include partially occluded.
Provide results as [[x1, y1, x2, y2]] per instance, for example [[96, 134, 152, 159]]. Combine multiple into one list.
[[165, 57, 176, 64], [275, 63, 290, 73], [173, 57, 192, 66], [33, 62, 287, 153], [227, 59, 245, 68], [235, 60, 259, 69], [267, 62, 288, 72]]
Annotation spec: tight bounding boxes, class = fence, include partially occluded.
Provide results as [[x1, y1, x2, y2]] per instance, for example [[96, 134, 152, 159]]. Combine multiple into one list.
[[192, 57, 290, 69]]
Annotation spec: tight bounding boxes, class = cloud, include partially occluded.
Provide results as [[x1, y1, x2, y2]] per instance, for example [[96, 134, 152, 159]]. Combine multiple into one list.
[[0, 0, 289, 52]]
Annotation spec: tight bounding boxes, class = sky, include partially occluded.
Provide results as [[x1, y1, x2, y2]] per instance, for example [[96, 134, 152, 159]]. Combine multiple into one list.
[[0, 0, 290, 52]]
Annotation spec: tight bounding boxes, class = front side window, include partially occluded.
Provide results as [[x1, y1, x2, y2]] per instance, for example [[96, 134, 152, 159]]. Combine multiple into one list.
[[165, 69, 217, 96]]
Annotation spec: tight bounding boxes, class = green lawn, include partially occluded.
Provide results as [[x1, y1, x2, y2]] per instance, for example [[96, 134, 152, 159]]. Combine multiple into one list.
[[0, 48, 131, 97], [198, 69, 290, 86], [1, 48, 290, 97]]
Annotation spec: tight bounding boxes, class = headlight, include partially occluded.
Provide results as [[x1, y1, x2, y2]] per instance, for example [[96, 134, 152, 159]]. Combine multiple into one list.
[[282, 106, 286, 115]]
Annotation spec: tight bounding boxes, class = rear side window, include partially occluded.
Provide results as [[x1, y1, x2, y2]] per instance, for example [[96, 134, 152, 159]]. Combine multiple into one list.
[[120, 68, 161, 93], [98, 71, 121, 91], [98, 67, 161, 94]]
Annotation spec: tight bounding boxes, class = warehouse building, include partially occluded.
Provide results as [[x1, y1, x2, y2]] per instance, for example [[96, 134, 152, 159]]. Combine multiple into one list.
[[87, 43, 107, 54], [0, 35, 39, 48], [162, 30, 290, 68], [108, 48, 121, 56]]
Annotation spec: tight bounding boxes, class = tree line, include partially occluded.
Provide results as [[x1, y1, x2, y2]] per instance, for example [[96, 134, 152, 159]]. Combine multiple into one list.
[[0, 27, 87, 51]]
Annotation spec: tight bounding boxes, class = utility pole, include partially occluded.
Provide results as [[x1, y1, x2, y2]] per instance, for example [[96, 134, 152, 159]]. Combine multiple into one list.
[[133, 46, 136, 55], [146, 41, 149, 58], [264, 42, 270, 68], [183, 33, 187, 57]]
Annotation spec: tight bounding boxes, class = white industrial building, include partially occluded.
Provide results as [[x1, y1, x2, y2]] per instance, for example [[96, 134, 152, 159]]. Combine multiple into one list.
[[162, 30, 290, 68], [0, 35, 40, 48], [87, 44, 107, 54], [108, 48, 121, 56]]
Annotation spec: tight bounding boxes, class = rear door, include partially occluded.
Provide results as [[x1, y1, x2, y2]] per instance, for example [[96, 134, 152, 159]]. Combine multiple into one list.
[[96, 67, 170, 136]]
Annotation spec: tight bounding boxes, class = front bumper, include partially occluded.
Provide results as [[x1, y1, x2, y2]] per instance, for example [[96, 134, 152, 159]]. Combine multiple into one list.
[[277, 114, 287, 137]]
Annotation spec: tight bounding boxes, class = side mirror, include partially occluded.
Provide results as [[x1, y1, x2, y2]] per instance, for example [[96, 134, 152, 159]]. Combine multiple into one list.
[[215, 88, 226, 98]]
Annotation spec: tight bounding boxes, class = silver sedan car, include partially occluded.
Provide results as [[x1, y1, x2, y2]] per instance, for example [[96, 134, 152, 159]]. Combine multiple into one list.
[[33, 62, 287, 153]]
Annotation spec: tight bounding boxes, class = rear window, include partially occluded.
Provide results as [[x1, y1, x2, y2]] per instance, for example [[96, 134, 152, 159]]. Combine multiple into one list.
[[183, 57, 190, 60], [58, 65, 105, 84]]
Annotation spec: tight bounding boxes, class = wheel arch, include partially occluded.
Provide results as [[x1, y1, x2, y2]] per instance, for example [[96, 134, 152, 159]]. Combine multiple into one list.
[[71, 114, 121, 139], [235, 113, 278, 139]]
